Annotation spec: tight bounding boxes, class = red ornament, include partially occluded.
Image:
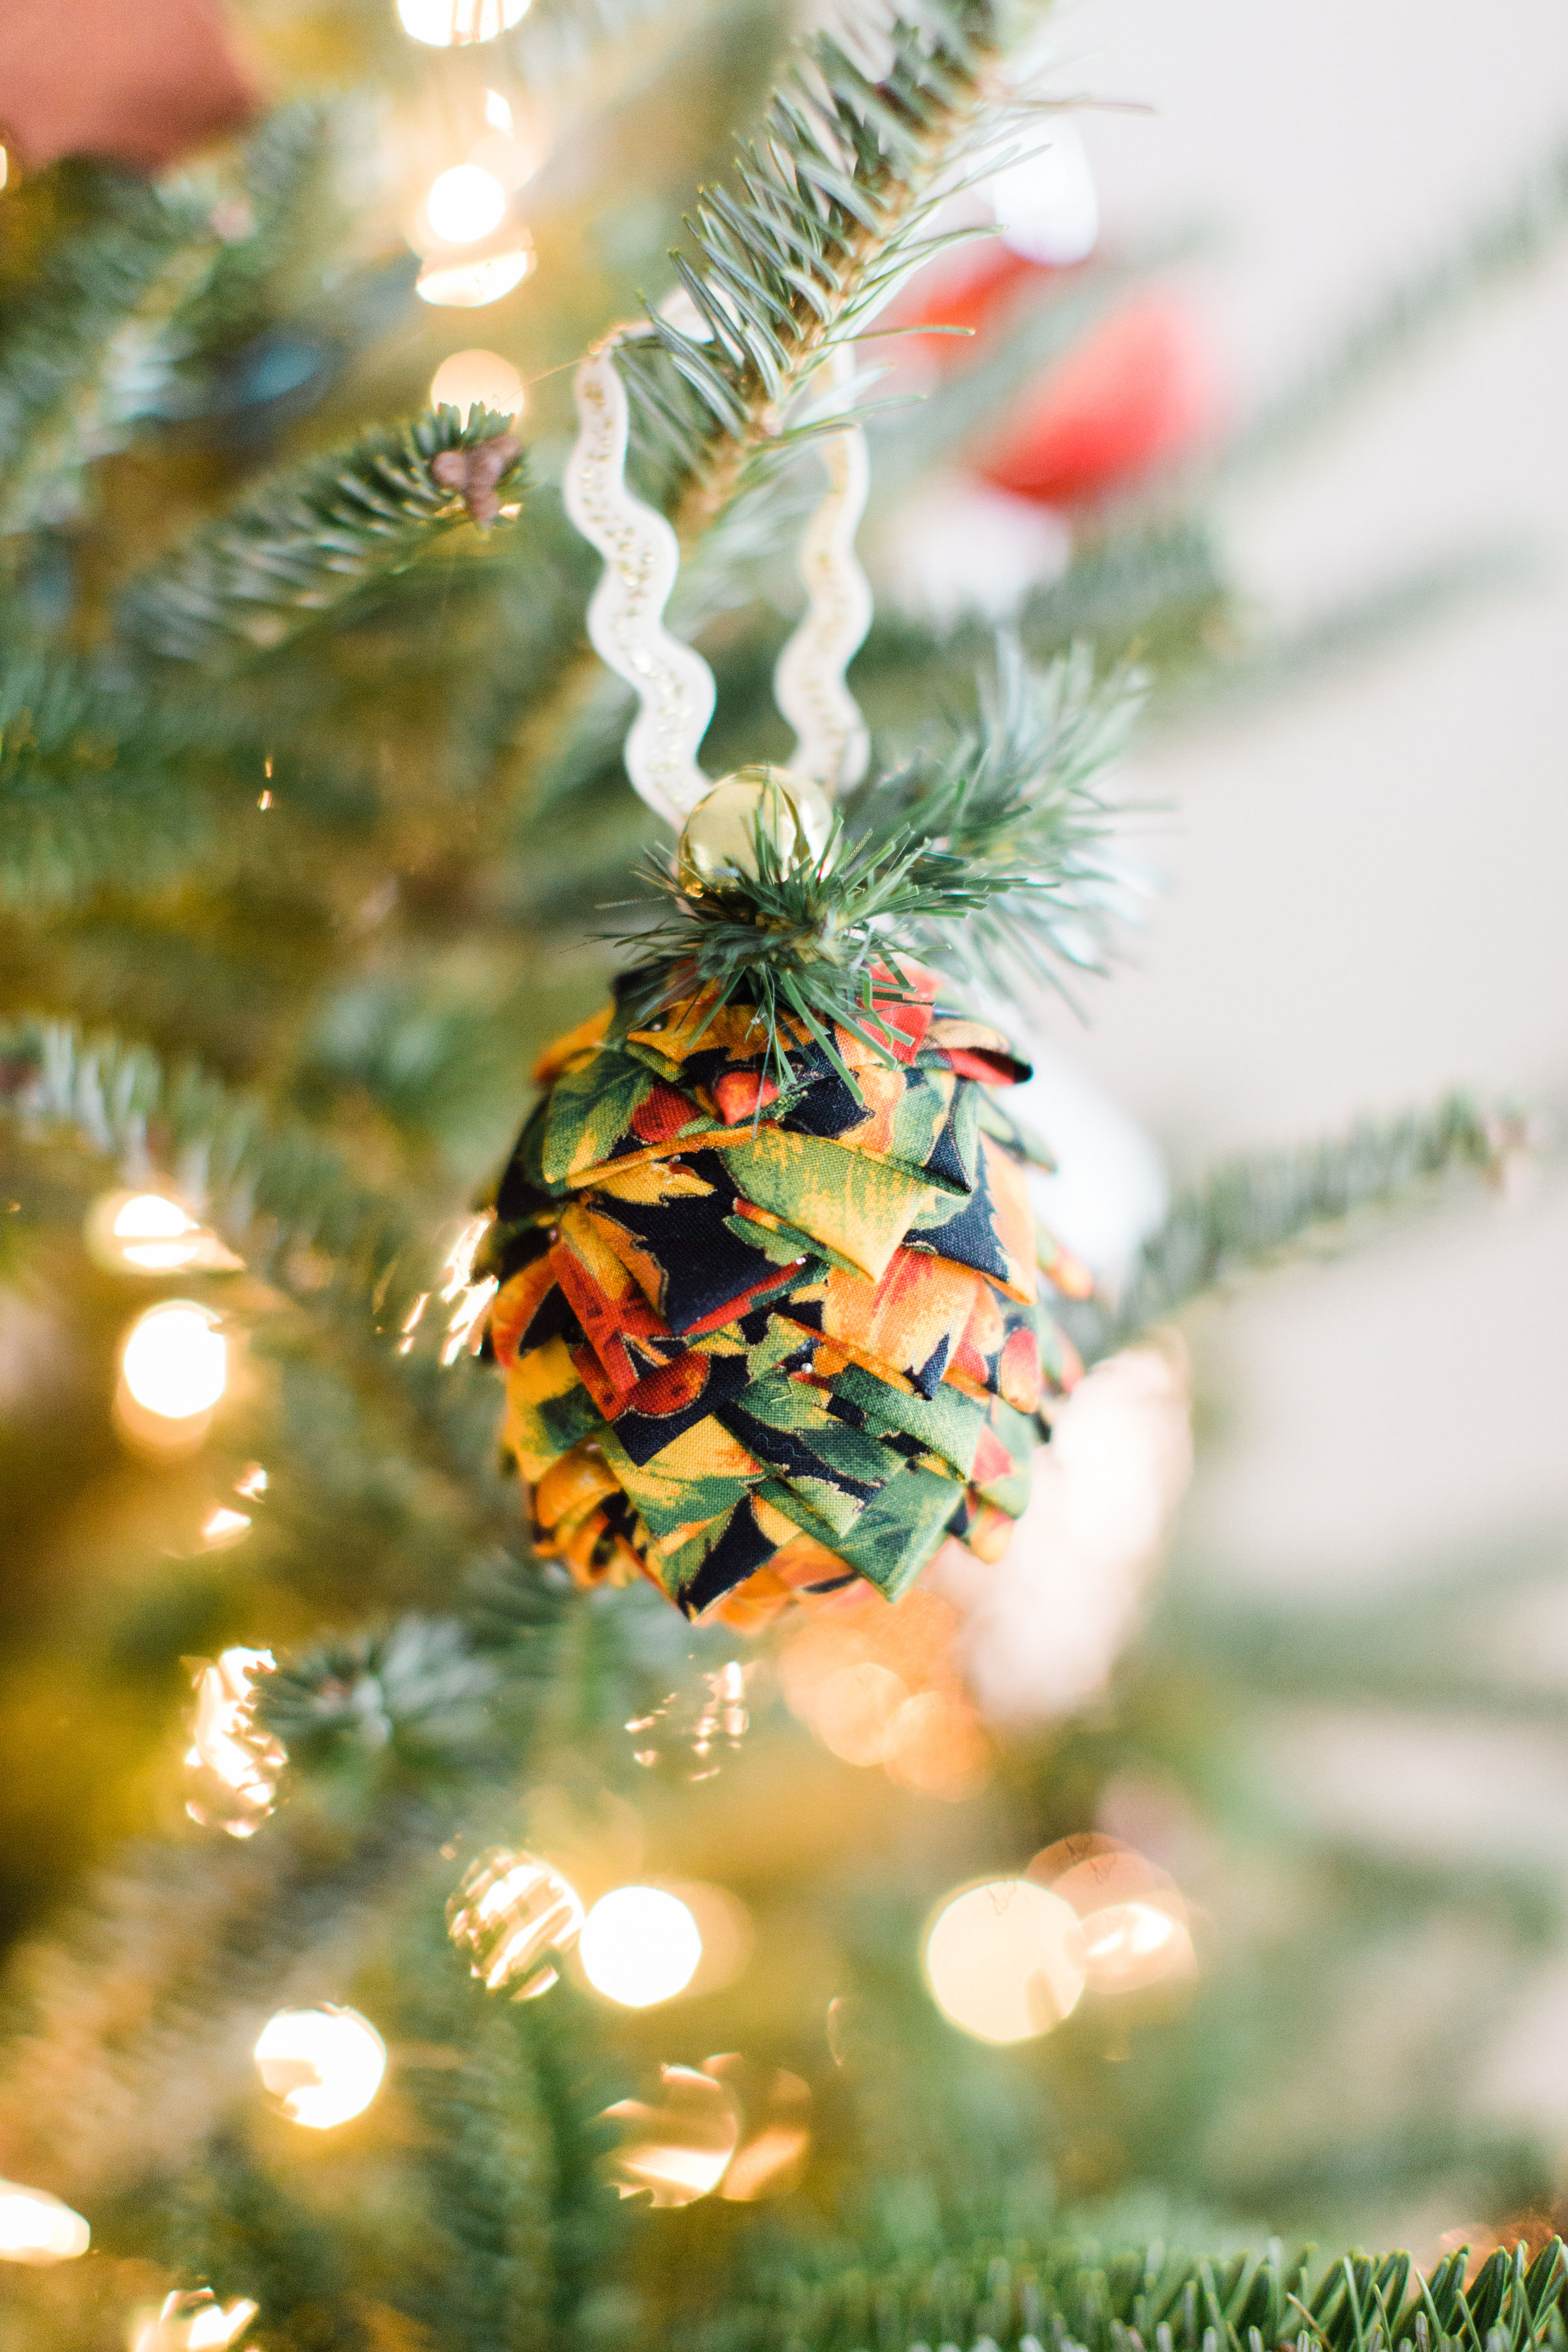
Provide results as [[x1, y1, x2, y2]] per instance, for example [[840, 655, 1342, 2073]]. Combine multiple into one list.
[[0, 0, 259, 174], [976, 299, 1221, 508], [885, 240, 1222, 509]]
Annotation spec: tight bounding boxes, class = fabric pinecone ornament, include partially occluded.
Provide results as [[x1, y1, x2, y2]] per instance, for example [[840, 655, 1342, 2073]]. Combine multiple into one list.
[[478, 962, 1090, 1625], [472, 326, 1130, 1624]]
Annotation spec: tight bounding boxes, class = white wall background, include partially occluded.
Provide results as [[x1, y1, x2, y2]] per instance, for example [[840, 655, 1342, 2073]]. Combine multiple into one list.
[[1043, 0, 1568, 2187]]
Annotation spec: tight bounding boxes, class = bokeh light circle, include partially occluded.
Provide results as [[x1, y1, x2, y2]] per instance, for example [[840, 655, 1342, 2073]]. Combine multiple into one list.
[[580, 1886, 702, 2007], [122, 1301, 227, 1418], [0, 2179, 91, 2264], [923, 1878, 1086, 2043], [425, 164, 507, 245], [253, 2004, 386, 2129], [430, 348, 525, 420], [396, 0, 530, 45]]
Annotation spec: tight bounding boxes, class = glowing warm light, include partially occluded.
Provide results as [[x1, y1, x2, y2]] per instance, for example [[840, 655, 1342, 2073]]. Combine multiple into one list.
[[129, 2291, 259, 2351], [115, 1192, 197, 1262], [201, 1505, 252, 1548], [235, 1463, 269, 1500], [661, 1880, 753, 1996], [580, 1886, 701, 2008], [448, 1848, 584, 1997], [0, 150, 8, 194], [395, 0, 530, 45], [425, 164, 507, 245], [86, 1190, 242, 1275], [1079, 1899, 1193, 1988], [780, 1584, 992, 1797], [600, 2065, 740, 2206], [185, 1648, 284, 1838], [430, 348, 526, 422], [416, 248, 532, 308], [923, 1879, 1086, 2044], [438, 1210, 501, 1363], [484, 88, 514, 133], [0, 2178, 90, 2264], [704, 2056, 811, 2202], [253, 2004, 385, 2128], [1029, 1834, 1196, 1994], [883, 1688, 992, 1799], [122, 1301, 227, 1418], [812, 1661, 909, 1767]]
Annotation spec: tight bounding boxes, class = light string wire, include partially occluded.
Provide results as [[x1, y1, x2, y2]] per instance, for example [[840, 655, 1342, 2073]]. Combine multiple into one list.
[[562, 327, 872, 828]]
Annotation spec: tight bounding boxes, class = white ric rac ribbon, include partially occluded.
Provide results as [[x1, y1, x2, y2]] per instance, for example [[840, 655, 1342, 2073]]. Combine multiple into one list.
[[773, 348, 872, 792], [564, 336, 716, 826], [564, 329, 871, 823]]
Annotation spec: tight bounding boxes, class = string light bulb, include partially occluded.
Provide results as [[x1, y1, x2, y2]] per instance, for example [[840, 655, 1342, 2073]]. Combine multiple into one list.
[[922, 1878, 1086, 2044], [0, 2178, 90, 2264], [579, 1886, 702, 2007], [447, 1848, 584, 1997], [599, 2064, 740, 2206], [128, 2291, 259, 2351], [253, 2004, 385, 2129], [120, 1301, 227, 1419], [86, 1189, 242, 1275], [416, 247, 532, 308], [424, 163, 507, 244], [184, 1648, 284, 1838], [430, 348, 525, 421], [395, 0, 530, 45]]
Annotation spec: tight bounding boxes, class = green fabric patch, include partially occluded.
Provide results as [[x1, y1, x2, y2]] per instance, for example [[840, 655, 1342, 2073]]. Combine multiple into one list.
[[827, 1463, 964, 1599]]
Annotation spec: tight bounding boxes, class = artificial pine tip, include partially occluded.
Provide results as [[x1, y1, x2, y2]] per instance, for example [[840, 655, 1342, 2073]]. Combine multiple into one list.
[[609, 639, 1141, 1076]]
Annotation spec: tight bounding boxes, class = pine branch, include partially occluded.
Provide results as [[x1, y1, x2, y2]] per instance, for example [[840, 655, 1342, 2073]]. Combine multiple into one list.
[[169, 99, 342, 367], [0, 170, 220, 535], [620, 0, 1052, 540], [1083, 1092, 1498, 1360], [0, 1015, 416, 1299], [687, 2228, 1568, 2352], [115, 407, 526, 668], [0, 651, 233, 907], [617, 640, 1137, 1073]]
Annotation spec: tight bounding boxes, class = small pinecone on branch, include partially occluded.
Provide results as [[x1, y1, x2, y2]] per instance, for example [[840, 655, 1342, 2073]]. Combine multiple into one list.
[[478, 966, 1089, 1626]]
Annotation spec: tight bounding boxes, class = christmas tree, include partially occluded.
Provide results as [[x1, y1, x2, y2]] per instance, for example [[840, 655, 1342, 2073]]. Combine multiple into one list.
[[2, 1, 1566, 2345]]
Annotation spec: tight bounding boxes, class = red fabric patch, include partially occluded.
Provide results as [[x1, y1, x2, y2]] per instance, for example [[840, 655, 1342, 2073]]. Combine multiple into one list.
[[971, 1424, 1017, 1487], [941, 1048, 1024, 1086], [625, 1352, 710, 1418], [630, 1081, 696, 1143], [714, 1070, 779, 1125], [998, 1324, 1043, 1414]]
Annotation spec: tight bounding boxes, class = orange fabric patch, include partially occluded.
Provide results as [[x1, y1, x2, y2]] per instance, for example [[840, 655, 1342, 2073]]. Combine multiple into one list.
[[488, 1253, 556, 1371], [532, 1004, 612, 1085]]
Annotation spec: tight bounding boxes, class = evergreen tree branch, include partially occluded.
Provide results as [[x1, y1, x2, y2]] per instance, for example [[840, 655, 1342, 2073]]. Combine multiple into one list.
[[681, 2227, 1568, 2352], [0, 170, 220, 535], [0, 1015, 416, 1299], [1081, 1092, 1499, 1360], [621, 0, 1053, 542], [0, 652, 233, 906], [115, 407, 525, 668], [615, 640, 1137, 1068]]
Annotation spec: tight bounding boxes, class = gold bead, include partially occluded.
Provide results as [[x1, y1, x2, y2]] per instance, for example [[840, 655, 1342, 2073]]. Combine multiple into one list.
[[677, 766, 833, 897]]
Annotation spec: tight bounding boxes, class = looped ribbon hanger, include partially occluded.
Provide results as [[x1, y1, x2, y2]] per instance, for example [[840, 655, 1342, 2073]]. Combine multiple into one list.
[[562, 327, 872, 832]]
